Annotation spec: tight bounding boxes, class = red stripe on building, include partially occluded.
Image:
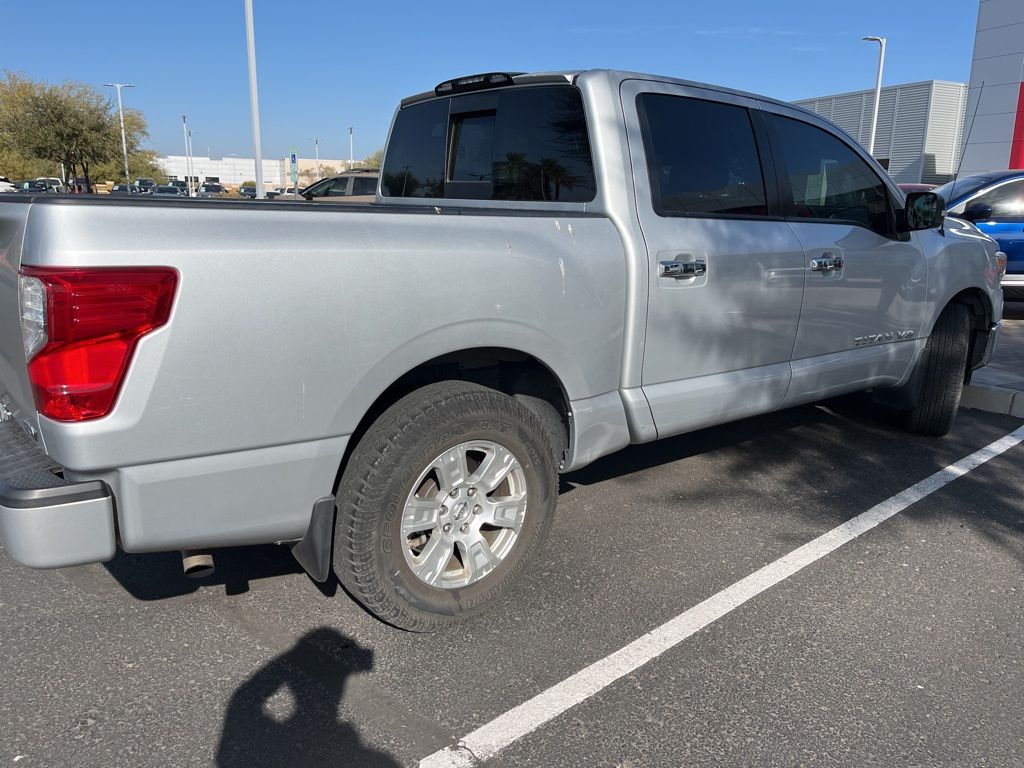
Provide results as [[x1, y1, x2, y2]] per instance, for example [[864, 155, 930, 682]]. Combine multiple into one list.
[[1010, 81, 1024, 170]]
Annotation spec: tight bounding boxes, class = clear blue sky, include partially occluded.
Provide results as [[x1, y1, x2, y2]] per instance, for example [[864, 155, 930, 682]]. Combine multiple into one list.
[[4, 0, 980, 161]]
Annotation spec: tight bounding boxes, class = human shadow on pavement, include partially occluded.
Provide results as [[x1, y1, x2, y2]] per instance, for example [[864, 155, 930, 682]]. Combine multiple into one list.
[[216, 627, 399, 768]]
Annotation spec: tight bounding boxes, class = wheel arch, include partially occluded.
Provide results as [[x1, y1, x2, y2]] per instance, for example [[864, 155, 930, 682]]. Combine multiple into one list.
[[331, 332, 582, 495], [938, 287, 995, 374]]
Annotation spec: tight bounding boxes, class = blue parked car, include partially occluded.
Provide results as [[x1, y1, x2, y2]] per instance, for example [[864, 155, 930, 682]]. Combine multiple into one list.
[[935, 171, 1024, 300]]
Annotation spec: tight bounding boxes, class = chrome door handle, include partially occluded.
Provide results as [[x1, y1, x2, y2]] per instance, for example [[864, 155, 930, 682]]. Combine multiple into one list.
[[660, 260, 706, 278], [810, 255, 844, 272]]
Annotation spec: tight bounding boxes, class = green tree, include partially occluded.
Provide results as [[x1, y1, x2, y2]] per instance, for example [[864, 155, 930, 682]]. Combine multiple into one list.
[[0, 71, 159, 186], [362, 148, 384, 169]]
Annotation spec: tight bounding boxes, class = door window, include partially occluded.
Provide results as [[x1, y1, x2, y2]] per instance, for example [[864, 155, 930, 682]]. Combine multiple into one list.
[[637, 93, 768, 217], [324, 178, 351, 197], [770, 114, 892, 236], [971, 179, 1024, 217], [351, 177, 378, 196]]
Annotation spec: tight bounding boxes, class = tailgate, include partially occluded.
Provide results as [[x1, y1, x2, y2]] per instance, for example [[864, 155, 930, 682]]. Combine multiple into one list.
[[0, 200, 38, 432]]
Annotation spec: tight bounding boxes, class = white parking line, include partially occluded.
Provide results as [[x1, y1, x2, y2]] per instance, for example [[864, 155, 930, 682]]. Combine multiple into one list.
[[420, 425, 1024, 768]]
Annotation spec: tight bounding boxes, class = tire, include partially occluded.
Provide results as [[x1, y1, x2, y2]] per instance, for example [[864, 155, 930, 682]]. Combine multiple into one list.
[[902, 304, 971, 436], [333, 381, 559, 631]]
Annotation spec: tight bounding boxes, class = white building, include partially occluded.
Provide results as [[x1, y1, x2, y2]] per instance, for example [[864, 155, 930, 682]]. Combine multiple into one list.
[[156, 155, 350, 188], [794, 81, 968, 185], [959, 0, 1024, 173]]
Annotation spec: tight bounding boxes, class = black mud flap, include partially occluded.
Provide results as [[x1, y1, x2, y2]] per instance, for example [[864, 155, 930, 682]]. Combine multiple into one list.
[[290, 496, 336, 582]]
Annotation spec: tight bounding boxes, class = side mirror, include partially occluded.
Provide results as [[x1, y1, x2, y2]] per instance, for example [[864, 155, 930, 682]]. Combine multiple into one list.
[[904, 191, 945, 231], [961, 201, 993, 223]]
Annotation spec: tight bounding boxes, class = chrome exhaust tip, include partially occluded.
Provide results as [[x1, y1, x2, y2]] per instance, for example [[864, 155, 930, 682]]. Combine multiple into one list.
[[181, 550, 215, 579]]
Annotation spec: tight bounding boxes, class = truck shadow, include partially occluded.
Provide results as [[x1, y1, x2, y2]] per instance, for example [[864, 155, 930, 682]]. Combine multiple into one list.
[[563, 392, 1024, 567], [102, 544, 339, 601], [216, 626, 400, 768]]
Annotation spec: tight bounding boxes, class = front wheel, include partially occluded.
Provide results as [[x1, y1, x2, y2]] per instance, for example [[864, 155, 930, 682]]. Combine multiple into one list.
[[334, 381, 559, 631], [900, 303, 971, 436]]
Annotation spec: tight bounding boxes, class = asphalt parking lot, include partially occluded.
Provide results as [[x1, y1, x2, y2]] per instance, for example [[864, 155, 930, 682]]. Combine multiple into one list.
[[1, 395, 1022, 767]]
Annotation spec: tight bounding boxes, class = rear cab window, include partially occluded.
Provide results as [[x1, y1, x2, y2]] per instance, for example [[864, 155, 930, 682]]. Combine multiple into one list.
[[382, 85, 596, 203]]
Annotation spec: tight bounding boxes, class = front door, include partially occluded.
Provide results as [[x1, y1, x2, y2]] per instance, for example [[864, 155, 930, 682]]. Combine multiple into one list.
[[622, 81, 806, 437], [760, 107, 929, 406]]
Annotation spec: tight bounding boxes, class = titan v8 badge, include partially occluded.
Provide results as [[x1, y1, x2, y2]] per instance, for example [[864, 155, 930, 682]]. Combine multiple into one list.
[[854, 330, 915, 347]]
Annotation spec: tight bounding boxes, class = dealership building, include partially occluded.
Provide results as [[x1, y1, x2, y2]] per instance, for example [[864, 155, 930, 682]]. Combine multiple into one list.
[[156, 155, 353, 188], [959, 0, 1024, 173], [793, 81, 968, 185]]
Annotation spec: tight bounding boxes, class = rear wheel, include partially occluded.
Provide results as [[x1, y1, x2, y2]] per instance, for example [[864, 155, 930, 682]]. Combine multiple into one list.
[[334, 381, 558, 631], [900, 304, 971, 436]]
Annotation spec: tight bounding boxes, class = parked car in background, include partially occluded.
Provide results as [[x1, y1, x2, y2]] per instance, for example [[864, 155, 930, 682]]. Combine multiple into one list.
[[109, 184, 141, 195], [153, 185, 187, 197], [15, 180, 53, 194], [67, 177, 100, 194], [166, 180, 190, 196], [937, 171, 1024, 300], [898, 183, 937, 193], [34, 177, 64, 193], [301, 170, 380, 202], [240, 185, 281, 199], [195, 183, 228, 198], [0, 177, 14, 193], [134, 178, 157, 194]]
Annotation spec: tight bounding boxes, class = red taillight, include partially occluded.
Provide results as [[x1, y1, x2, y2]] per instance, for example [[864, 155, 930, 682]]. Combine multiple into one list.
[[20, 267, 178, 421]]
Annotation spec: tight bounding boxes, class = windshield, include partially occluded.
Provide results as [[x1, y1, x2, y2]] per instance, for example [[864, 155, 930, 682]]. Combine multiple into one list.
[[933, 176, 996, 204]]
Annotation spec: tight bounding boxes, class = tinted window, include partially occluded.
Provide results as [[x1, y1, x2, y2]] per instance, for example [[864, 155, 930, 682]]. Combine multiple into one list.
[[972, 179, 1024, 217], [351, 177, 378, 195], [770, 114, 891, 234], [637, 94, 767, 217], [324, 179, 351, 197], [303, 178, 333, 196], [382, 98, 448, 198], [933, 176, 994, 204], [383, 86, 595, 202], [450, 113, 496, 182]]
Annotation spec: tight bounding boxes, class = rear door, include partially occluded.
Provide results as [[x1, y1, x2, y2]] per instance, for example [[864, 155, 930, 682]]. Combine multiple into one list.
[[761, 107, 929, 405], [621, 81, 806, 437]]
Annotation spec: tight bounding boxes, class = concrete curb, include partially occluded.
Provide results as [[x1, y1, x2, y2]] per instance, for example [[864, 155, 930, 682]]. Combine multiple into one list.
[[962, 384, 1024, 418]]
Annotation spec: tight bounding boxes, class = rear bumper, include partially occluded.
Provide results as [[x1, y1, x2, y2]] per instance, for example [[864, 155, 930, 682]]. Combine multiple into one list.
[[0, 420, 116, 568]]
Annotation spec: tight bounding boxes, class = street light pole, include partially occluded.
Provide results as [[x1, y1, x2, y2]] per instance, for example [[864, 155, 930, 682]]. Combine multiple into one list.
[[349, 127, 354, 168], [104, 82, 135, 188], [181, 115, 193, 196], [863, 36, 887, 157], [188, 130, 198, 188], [310, 137, 321, 179], [244, 0, 266, 199]]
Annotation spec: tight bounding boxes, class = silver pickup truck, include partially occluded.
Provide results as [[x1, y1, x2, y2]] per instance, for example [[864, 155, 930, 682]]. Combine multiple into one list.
[[0, 70, 1004, 630]]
